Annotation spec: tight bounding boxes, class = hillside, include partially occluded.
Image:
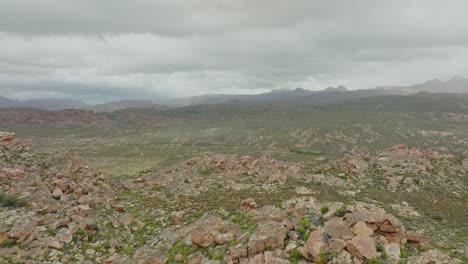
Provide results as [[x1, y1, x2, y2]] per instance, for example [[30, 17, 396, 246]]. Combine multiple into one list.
[[86, 99, 167, 112]]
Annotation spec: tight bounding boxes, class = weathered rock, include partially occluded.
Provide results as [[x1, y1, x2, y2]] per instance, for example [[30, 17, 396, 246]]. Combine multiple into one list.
[[324, 217, 354, 240], [352, 221, 374, 237], [230, 244, 247, 261], [346, 235, 378, 260], [191, 225, 219, 248], [407, 249, 457, 264], [406, 231, 431, 249], [52, 188, 63, 199], [0, 132, 16, 146], [187, 252, 203, 264], [77, 194, 94, 207], [247, 221, 286, 255], [302, 229, 325, 261], [241, 198, 258, 213], [328, 238, 346, 253], [215, 233, 233, 245], [384, 243, 401, 263], [47, 238, 62, 250], [0, 230, 9, 244]]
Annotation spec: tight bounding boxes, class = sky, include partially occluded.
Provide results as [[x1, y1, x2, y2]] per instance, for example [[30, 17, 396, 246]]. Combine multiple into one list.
[[1, 0, 468, 103]]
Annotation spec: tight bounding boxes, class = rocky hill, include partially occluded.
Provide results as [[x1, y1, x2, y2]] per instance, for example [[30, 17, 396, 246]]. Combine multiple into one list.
[[1, 132, 465, 263]]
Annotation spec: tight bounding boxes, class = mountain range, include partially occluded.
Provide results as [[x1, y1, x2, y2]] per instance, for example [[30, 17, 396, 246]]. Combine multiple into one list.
[[1, 77, 467, 111]]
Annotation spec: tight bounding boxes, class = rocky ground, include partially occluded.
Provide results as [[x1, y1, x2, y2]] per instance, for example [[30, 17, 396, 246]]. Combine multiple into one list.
[[1, 132, 467, 263]]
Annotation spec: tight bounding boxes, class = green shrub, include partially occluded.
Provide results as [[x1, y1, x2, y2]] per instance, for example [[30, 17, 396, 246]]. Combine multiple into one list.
[[400, 247, 408, 258], [0, 192, 27, 208], [368, 257, 383, 264], [320, 206, 329, 215], [289, 248, 303, 260], [335, 205, 346, 217]]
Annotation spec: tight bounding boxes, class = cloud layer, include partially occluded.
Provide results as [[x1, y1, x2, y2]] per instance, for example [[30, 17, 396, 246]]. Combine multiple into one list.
[[1, 0, 468, 103]]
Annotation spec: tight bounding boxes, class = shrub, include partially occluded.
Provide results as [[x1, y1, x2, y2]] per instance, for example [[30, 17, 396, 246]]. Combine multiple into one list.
[[320, 206, 329, 215], [0, 192, 27, 208], [335, 205, 346, 217], [400, 247, 408, 258], [289, 248, 303, 260]]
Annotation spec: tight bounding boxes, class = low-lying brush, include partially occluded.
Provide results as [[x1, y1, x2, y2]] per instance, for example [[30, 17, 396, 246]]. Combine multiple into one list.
[[0, 192, 27, 208]]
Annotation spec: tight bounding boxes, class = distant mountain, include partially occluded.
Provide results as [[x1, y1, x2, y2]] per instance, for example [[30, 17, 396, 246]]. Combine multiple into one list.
[[0, 96, 20, 108], [377, 76, 468, 94], [22, 99, 88, 111], [86, 99, 167, 112], [0, 97, 88, 110], [322, 85, 348, 92], [160, 86, 348, 107]]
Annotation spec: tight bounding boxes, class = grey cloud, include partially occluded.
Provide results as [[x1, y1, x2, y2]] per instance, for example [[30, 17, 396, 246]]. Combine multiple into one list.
[[0, 0, 467, 102]]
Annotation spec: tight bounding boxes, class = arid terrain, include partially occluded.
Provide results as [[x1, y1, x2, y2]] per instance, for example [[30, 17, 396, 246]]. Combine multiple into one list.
[[0, 90, 467, 264]]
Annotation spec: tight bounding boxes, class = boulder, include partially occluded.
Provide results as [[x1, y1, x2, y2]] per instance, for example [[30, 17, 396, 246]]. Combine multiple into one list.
[[352, 221, 374, 237], [215, 233, 233, 245], [346, 235, 378, 260], [191, 225, 219, 248], [324, 217, 354, 240], [384, 243, 401, 263], [407, 249, 457, 264], [302, 229, 325, 261], [230, 244, 247, 261], [52, 188, 63, 199], [406, 231, 431, 249], [328, 239, 346, 253], [0, 132, 16, 146], [248, 222, 286, 255], [47, 238, 62, 250], [241, 198, 258, 213]]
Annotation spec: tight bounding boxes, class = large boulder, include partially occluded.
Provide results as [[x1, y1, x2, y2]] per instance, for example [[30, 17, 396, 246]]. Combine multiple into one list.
[[302, 229, 326, 261], [191, 225, 220, 248], [248, 221, 286, 255], [0, 132, 16, 147], [346, 235, 378, 260], [324, 217, 354, 240]]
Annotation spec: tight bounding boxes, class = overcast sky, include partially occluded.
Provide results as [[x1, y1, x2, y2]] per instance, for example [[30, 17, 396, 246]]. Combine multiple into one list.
[[1, 0, 467, 103]]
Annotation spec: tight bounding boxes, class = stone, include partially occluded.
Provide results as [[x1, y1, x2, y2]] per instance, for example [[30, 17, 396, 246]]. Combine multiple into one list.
[[77, 195, 94, 207], [407, 249, 457, 264], [384, 243, 401, 263], [282, 219, 294, 230], [352, 221, 374, 237], [264, 251, 290, 264], [191, 225, 219, 248], [285, 242, 297, 252], [241, 198, 257, 213], [346, 235, 378, 260], [47, 238, 62, 250], [230, 244, 247, 260], [328, 239, 346, 253], [215, 233, 233, 245], [295, 187, 311, 195], [322, 202, 344, 221], [406, 231, 431, 249], [0, 230, 9, 244], [302, 229, 325, 261], [324, 217, 354, 240], [52, 188, 63, 199], [187, 252, 203, 264]]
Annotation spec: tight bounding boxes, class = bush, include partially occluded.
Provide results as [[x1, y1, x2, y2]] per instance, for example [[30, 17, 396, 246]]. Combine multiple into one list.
[[320, 206, 329, 215], [289, 248, 304, 260], [0, 192, 27, 208], [335, 205, 346, 217]]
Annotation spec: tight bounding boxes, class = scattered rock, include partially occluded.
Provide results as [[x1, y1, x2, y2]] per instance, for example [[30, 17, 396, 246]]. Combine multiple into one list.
[[240, 198, 257, 213], [346, 235, 378, 260]]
